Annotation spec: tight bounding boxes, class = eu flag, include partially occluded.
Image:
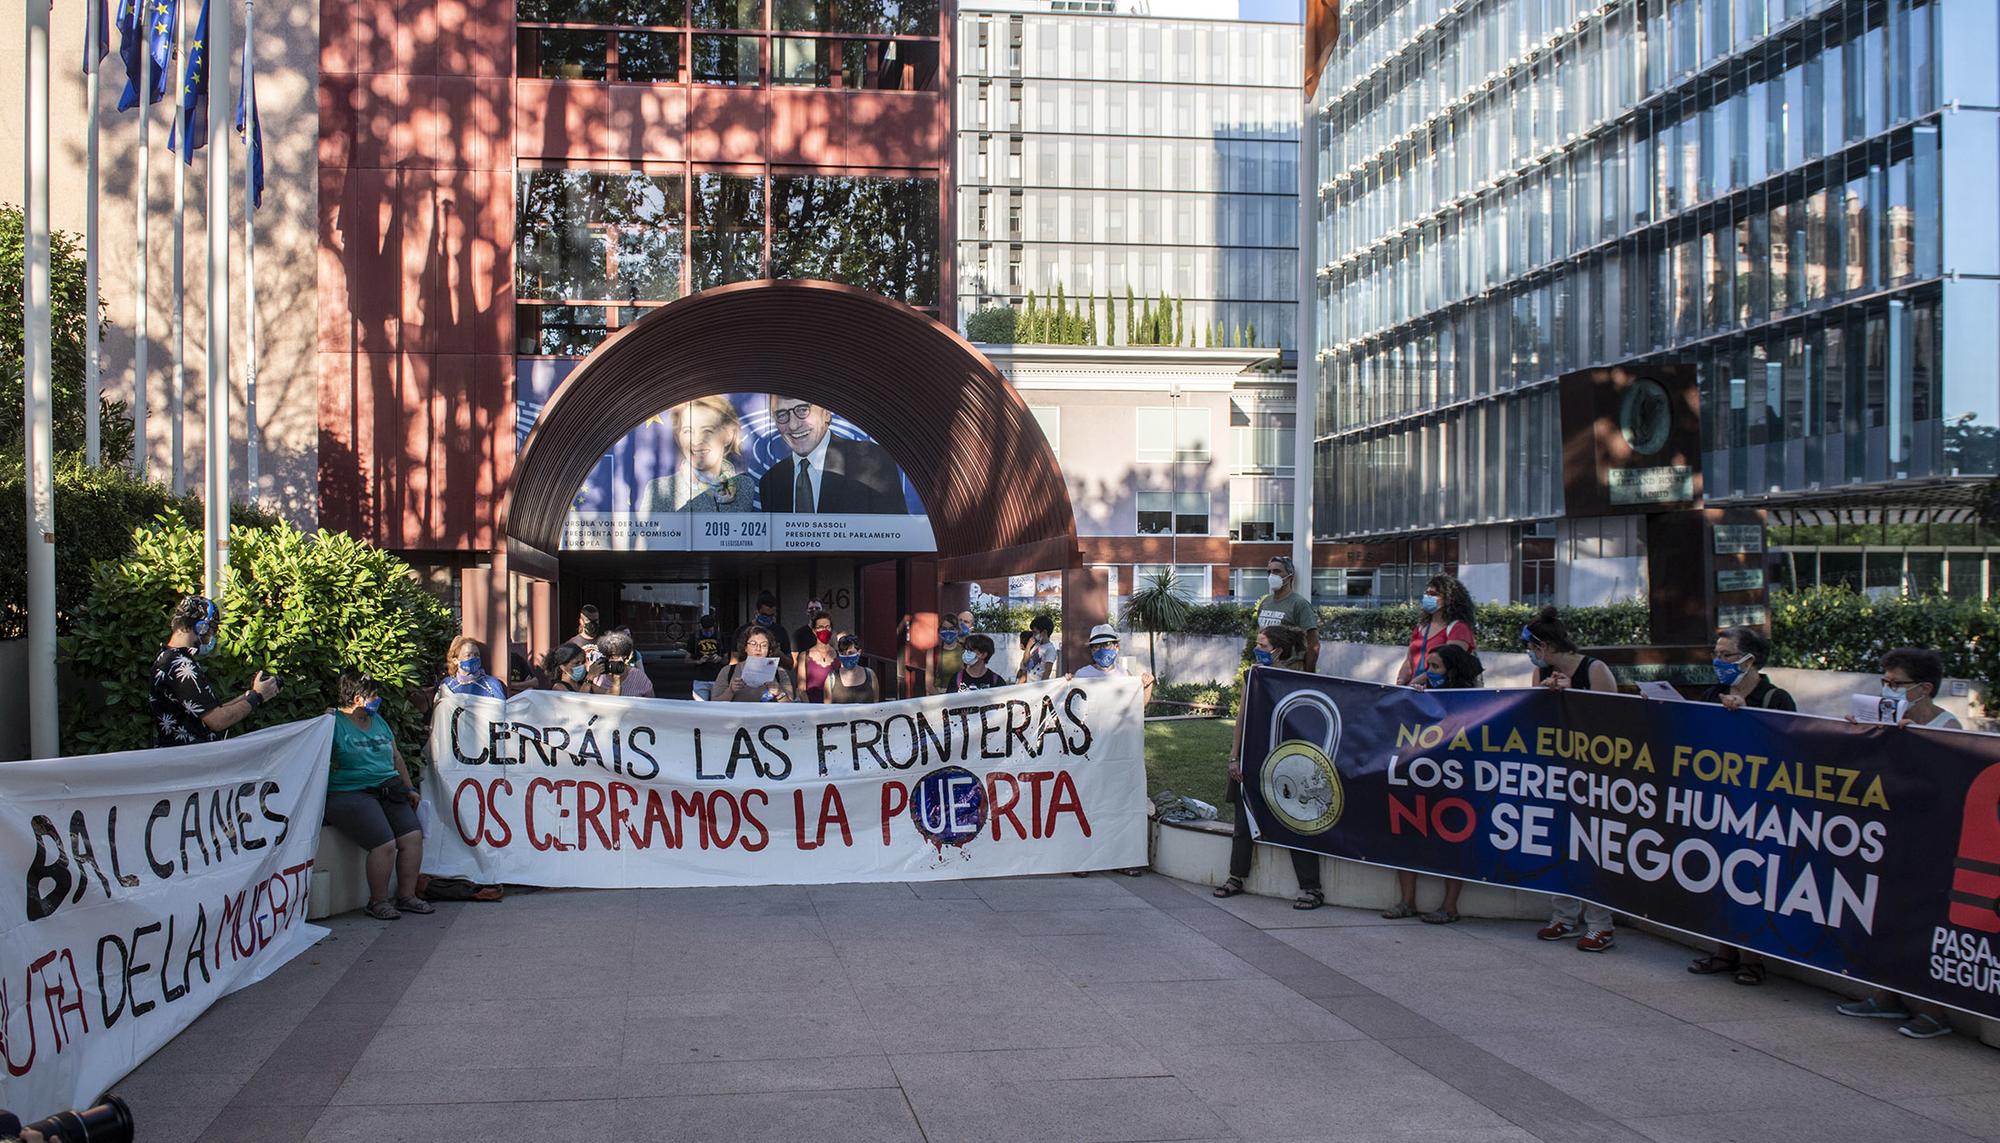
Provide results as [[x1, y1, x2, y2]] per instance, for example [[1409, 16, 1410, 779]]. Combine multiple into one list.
[[168, 0, 209, 161], [236, 29, 265, 209], [86, 0, 111, 73], [117, 0, 177, 110]]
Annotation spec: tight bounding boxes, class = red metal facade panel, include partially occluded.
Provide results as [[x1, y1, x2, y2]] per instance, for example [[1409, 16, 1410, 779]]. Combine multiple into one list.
[[319, 0, 517, 552]]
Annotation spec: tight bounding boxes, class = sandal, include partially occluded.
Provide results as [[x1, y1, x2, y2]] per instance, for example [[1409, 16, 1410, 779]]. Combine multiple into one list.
[[1380, 901, 1418, 920], [1212, 878, 1245, 898], [1419, 909, 1459, 924], [363, 899, 401, 920], [1733, 963, 1765, 986], [1293, 890, 1324, 910], [1688, 954, 1740, 975], [395, 896, 435, 915]]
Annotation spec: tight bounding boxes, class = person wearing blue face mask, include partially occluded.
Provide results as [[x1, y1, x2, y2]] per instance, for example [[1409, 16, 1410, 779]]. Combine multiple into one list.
[[930, 612, 968, 695], [324, 671, 431, 921], [151, 594, 281, 747], [1396, 574, 1476, 689], [827, 633, 879, 703], [1068, 623, 1152, 877], [440, 635, 508, 700], [544, 643, 598, 693]]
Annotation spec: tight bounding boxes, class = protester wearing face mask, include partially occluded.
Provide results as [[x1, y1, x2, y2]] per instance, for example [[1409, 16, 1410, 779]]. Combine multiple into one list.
[[796, 612, 838, 702], [151, 594, 282, 747], [1016, 614, 1059, 683], [574, 604, 603, 650], [323, 671, 432, 921], [686, 613, 726, 665], [1396, 574, 1476, 688], [751, 590, 793, 657], [715, 626, 796, 702], [1700, 626, 1793, 714], [545, 643, 596, 693], [793, 598, 830, 666], [591, 629, 655, 698], [1380, 644, 1480, 923], [1070, 623, 1151, 877], [827, 634, 879, 704], [952, 633, 1007, 692], [931, 611, 968, 695], [1219, 626, 1325, 909], [440, 635, 508, 700], [1251, 556, 1320, 671]]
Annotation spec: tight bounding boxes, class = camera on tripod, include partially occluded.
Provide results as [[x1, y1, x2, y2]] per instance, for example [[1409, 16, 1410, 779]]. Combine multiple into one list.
[[0, 1096, 134, 1143]]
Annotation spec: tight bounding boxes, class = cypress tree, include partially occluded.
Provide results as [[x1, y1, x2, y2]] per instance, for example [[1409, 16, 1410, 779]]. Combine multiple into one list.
[[1125, 286, 1136, 345], [1247, 320, 1258, 347], [1174, 297, 1185, 346], [1024, 290, 1040, 343]]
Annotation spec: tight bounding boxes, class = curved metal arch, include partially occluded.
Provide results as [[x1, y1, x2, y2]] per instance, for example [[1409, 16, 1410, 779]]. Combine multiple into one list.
[[503, 280, 1077, 563]]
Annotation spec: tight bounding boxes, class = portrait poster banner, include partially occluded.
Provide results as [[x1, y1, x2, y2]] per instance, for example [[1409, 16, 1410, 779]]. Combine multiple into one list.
[[1239, 668, 2000, 1021], [0, 718, 335, 1120], [425, 680, 1148, 887], [518, 361, 936, 553]]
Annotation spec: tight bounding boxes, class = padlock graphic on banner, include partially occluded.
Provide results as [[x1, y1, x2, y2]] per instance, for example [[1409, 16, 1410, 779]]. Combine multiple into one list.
[[1949, 762, 2000, 934], [1258, 687, 1345, 835]]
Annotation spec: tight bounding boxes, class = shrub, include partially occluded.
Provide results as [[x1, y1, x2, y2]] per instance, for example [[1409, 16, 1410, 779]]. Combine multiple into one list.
[[963, 305, 1018, 344], [61, 519, 455, 762], [1149, 680, 1240, 719], [971, 600, 1061, 635], [0, 459, 277, 638], [1319, 599, 1651, 650], [0, 204, 134, 463], [1770, 586, 2000, 692], [1179, 602, 1258, 636]]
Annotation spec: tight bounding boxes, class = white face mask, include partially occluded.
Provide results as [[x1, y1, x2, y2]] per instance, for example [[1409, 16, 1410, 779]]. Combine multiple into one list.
[[961, 651, 981, 667], [1267, 573, 1287, 593]]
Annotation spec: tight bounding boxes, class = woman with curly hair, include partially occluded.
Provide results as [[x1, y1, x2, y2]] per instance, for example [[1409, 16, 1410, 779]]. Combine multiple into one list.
[[1395, 573, 1477, 689]]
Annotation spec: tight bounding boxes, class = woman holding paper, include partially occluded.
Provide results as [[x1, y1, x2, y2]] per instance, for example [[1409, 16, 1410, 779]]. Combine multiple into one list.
[[714, 626, 796, 702]]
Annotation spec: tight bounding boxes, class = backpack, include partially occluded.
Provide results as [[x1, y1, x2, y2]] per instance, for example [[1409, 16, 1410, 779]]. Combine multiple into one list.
[[415, 874, 504, 902]]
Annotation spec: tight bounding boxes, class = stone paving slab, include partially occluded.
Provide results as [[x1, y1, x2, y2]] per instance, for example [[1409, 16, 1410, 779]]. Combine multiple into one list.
[[106, 874, 1998, 1142]]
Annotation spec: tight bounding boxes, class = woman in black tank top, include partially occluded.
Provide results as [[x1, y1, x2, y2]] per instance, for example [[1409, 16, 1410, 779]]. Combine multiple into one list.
[[1522, 607, 1619, 952]]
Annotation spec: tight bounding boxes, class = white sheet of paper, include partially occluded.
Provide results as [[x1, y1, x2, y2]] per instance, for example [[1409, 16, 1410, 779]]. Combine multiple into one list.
[[1637, 680, 1683, 701], [1851, 693, 1904, 723], [739, 656, 778, 687]]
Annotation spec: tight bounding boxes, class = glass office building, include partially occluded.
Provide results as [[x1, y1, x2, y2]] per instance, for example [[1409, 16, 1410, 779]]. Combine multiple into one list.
[[1310, 0, 1999, 600], [957, 0, 1303, 347]]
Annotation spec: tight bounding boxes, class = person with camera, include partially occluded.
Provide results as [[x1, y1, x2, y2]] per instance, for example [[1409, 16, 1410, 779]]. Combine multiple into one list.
[[151, 595, 281, 748], [324, 671, 432, 921], [590, 629, 655, 698]]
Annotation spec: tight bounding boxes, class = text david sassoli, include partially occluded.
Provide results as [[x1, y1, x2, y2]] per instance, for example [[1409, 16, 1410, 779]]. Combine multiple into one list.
[[6, 781, 308, 1078], [1384, 719, 1889, 933], [441, 688, 1104, 854]]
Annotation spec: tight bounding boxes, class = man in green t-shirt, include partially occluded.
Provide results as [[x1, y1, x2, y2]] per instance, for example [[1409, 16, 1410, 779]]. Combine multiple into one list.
[[1250, 555, 1319, 671]]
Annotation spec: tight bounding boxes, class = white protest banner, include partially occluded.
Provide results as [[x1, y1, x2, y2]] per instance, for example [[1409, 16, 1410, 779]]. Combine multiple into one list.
[[0, 718, 334, 1120], [426, 678, 1148, 887]]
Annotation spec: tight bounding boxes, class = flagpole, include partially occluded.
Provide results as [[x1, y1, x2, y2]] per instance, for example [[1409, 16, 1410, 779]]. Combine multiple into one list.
[[133, 11, 151, 480], [241, 0, 259, 502], [85, 0, 103, 468], [169, 0, 188, 495], [202, 0, 232, 600], [24, 0, 60, 756]]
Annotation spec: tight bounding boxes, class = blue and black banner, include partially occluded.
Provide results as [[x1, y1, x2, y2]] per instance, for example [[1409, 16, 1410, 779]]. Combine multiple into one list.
[[1240, 667, 2000, 1020]]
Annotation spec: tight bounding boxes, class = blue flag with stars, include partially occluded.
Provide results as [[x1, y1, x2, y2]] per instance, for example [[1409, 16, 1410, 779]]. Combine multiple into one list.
[[117, 0, 177, 110], [168, 0, 209, 161], [86, 0, 111, 73], [237, 23, 265, 209]]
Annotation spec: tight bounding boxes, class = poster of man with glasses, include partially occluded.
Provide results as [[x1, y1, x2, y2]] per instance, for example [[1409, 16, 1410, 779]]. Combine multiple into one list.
[[538, 380, 928, 552]]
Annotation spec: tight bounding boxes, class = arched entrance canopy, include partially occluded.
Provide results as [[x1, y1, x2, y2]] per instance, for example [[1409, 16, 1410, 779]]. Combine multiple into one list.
[[505, 280, 1076, 571], [498, 280, 1103, 679]]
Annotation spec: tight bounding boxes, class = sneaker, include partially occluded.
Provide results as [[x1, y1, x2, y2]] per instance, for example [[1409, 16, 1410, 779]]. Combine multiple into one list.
[[1536, 922, 1577, 941], [1576, 930, 1616, 952], [1836, 997, 1912, 1020], [1899, 1014, 1952, 1040]]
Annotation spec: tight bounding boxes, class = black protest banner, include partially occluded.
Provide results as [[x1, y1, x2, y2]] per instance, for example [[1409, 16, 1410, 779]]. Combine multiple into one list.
[[1241, 668, 2000, 1020]]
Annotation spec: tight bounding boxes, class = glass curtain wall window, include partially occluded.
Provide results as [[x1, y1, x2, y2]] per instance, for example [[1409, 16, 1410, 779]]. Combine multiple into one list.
[[517, 166, 941, 354], [517, 0, 943, 88]]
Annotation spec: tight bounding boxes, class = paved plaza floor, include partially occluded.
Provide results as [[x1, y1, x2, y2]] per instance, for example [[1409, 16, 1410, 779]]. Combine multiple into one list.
[[117, 874, 1998, 1143]]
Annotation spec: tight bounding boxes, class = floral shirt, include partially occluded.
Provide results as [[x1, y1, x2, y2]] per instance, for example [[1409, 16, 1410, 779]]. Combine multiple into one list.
[[151, 646, 223, 747]]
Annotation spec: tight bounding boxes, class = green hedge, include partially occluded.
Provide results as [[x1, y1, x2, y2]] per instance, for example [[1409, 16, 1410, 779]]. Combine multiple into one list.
[[62, 519, 455, 760], [1149, 680, 1240, 719], [1770, 587, 2000, 689], [1319, 599, 1651, 651], [0, 460, 276, 639]]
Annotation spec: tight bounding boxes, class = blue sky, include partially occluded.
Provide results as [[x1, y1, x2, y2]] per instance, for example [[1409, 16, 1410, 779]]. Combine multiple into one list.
[[1237, 0, 1303, 22]]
